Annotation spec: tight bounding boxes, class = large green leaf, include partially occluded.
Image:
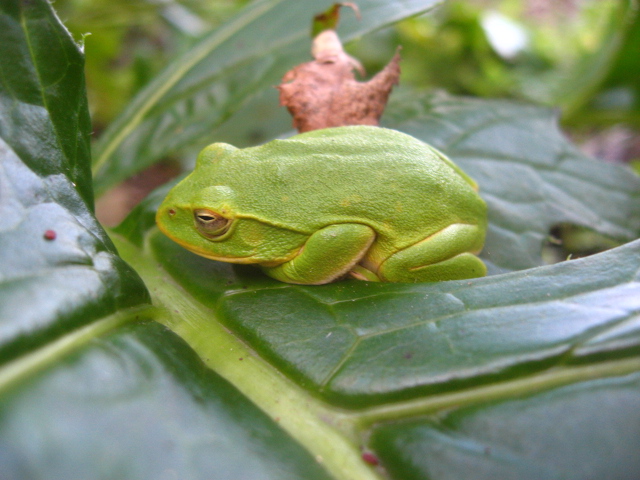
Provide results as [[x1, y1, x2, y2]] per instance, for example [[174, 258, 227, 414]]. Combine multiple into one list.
[[91, 0, 444, 195], [111, 229, 639, 479], [0, 0, 149, 364], [3, 1, 640, 479], [370, 371, 640, 480], [122, 230, 640, 409], [0, 321, 333, 480], [0, 0, 93, 207]]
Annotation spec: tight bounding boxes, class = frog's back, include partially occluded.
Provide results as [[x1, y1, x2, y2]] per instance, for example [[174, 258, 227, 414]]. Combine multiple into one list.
[[214, 126, 485, 249]]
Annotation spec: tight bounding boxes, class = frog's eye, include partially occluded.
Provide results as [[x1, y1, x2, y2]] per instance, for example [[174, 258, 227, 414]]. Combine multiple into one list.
[[194, 209, 231, 238]]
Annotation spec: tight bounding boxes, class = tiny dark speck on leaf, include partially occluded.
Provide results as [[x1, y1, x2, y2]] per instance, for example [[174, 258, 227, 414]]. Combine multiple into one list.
[[361, 452, 379, 466], [403, 352, 413, 359], [239, 357, 243, 361], [43, 230, 56, 240]]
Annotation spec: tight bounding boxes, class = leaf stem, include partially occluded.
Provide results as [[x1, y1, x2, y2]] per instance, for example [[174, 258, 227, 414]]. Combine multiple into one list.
[[115, 233, 640, 479]]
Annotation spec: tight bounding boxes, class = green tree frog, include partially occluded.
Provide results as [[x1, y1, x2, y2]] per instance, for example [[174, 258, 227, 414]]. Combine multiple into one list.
[[156, 126, 487, 284]]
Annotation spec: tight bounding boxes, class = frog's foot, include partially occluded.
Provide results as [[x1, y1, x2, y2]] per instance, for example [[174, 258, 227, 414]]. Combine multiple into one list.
[[378, 223, 486, 283], [349, 264, 381, 282], [261, 224, 375, 285]]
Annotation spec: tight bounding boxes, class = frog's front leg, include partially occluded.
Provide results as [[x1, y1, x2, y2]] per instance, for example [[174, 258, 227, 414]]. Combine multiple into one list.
[[261, 224, 375, 285], [378, 223, 486, 282]]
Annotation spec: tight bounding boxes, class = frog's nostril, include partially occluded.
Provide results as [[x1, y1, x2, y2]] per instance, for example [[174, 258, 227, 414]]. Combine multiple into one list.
[[168, 209, 176, 216]]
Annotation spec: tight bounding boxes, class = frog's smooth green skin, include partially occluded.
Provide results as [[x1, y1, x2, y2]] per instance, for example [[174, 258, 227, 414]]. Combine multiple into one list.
[[156, 126, 487, 285]]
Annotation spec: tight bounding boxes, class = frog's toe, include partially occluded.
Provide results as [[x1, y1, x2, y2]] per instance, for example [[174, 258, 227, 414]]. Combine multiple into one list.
[[348, 265, 381, 282]]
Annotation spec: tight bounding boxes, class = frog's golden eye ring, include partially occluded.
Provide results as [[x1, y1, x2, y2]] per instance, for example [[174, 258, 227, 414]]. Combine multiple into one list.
[[194, 209, 231, 238]]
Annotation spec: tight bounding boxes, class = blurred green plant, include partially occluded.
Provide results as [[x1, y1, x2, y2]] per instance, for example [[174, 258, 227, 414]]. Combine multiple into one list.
[[54, 0, 249, 127], [349, 0, 638, 127], [57, 0, 639, 133]]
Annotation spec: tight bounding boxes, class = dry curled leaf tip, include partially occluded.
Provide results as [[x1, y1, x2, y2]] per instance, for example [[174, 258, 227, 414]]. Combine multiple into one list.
[[312, 3, 360, 37], [278, 23, 401, 133]]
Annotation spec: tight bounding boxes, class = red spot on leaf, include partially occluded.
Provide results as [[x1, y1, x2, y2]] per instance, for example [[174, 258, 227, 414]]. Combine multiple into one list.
[[361, 452, 379, 466]]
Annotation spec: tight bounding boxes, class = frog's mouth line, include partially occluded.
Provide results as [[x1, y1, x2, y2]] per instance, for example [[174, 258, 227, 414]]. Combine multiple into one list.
[[169, 234, 261, 264], [156, 216, 260, 264]]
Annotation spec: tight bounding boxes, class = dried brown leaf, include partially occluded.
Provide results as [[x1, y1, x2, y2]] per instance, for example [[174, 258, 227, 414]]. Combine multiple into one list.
[[278, 30, 401, 133]]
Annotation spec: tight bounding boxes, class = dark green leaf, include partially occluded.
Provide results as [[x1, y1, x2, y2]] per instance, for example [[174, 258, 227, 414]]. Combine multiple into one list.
[[0, 0, 150, 364], [113, 217, 640, 479], [370, 371, 640, 480], [91, 0, 444, 195], [0, 320, 333, 480], [147, 231, 640, 408], [0, 0, 93, 208]]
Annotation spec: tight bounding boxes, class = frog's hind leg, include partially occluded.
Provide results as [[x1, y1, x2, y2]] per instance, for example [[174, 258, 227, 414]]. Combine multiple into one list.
[[378, 223, 486, 283]]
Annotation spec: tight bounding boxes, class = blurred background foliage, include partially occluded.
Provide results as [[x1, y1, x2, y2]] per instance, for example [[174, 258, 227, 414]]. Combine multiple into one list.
[[56, 0, 639, 162], [54, 0, 250, 128], [54, 0, 640, 257]]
